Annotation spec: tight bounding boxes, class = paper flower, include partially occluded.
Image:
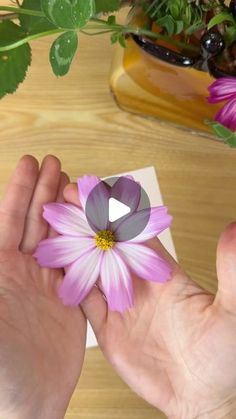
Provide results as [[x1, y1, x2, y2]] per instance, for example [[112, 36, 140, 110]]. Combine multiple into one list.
[[208, 77, 236, 131], [34, 176, 172, 312]]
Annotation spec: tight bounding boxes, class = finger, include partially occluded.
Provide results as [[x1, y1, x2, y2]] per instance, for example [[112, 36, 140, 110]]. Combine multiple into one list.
[[147, 237, 179, 271], [57, 173, 70, 203], [63, 182, 81, 207], [215, 222, 236, 313], [20, 155, 61, 254], [0, 155, 39, 250], [48, 172, 70, 238], [81, 286, 108, 337]]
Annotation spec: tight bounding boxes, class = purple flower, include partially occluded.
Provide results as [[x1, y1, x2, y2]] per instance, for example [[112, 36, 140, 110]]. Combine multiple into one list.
[[34, 176, 172, 312], [208, 77, 236, 131]]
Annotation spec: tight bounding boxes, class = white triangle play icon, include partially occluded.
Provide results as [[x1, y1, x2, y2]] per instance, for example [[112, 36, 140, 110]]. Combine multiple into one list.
[[108, 197, 131, 222]]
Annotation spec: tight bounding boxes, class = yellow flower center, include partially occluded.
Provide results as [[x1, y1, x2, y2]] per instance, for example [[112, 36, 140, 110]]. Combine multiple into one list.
[[95, 230, 115, 250]]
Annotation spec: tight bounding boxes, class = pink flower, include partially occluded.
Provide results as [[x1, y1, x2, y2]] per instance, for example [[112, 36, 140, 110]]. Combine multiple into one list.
[[34, 176, 172, 312], [208, 77, 236, 131]]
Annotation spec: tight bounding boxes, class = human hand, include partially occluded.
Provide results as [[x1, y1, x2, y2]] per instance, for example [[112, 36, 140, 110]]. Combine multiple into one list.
[[65, 183, 236, 419], [0, 156, 86, 419]]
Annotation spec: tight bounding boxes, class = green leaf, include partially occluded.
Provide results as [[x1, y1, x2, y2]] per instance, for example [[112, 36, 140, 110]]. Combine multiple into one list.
[[95, 0, 120, 13], [107, 15, 116, 25], [224, 26, 236, 45], [169, 2, 180, 20], [118, 32, 126, 48], [175, 20, 184, 34], [227, 135, 236, 148], [208, 12, 235, 30], [20, 0, 56, 34], [41, 0, 95, 29], [156, 15, 175, 36], [50, 30, 78, 76], [185, 21, 204, 35], [111, 31, 119, 44], [185, 4, 192, 25], [207, 120, 236, 148], [0, 21, 31, 99]]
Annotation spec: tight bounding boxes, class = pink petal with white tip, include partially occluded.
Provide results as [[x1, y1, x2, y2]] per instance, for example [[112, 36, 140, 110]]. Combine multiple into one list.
[[115, 206, 172, 243], [43, 203, 93, 237], [215, 97, 236, 131], [208, 77, 236, 103], [58, 247, 103, 307], [77, 175, 100, 211], [34, 236, 95, 268], [100, 249, 133, 312], [116, 242, 171, 283], [111, 176, 141, 213]]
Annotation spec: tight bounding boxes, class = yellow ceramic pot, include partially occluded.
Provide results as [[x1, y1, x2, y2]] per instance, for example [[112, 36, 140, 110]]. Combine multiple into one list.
[[110, 12, 223, 136]]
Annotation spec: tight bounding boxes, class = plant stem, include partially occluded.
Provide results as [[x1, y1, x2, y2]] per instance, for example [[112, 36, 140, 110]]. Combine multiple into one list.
[[90, 18, 199, 52], [0, 10, 199, 54], [145, 0, 160, 16], [0, 5, 44, 16], [0, 28, 63, 51], [81, 29, 114, 36]]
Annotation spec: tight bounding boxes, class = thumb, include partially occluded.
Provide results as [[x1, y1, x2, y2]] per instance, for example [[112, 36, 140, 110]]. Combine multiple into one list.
[[81, 286, 108, 338], [216, 222, 236, 313]]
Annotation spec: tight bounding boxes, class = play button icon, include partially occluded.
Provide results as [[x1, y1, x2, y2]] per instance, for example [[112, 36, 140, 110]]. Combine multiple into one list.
[[108, 197, 131, 222], [85, 176, 151, 241]]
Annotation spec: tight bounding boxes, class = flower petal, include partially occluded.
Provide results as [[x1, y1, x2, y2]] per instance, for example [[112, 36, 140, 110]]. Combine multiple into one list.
[[111, 176, 141, 213], [208, 77, 236, 103], [215, 98, 236, 131], [101, 249, 133, 312], [85, 180, 110, 231], [109, 177, 142, 232], [77, 175, 100, 212], [116, 242, 171, 283], [34, 236, 95, 268], [115, 206, 172, 243], [43, 203, 94, 237], [58, 247, 102, 306]]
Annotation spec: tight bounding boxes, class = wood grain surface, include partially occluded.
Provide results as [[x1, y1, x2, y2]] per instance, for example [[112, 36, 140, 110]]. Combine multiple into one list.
[[0, 6, 236, 418]]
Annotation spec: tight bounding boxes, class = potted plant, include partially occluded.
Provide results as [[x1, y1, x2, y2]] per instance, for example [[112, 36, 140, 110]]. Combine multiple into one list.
[[0, 0, 236, 146]]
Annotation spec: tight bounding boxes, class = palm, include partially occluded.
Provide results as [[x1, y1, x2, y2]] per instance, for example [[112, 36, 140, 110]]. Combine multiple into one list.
[[77, 228, 236, 418], [100, 274, 236, 417], [0, 250, 86, 417], [0, 156, 86, 419]]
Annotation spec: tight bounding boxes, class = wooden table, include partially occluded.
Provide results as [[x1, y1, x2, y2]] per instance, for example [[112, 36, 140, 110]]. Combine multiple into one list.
[[0, 8, 236, 419]]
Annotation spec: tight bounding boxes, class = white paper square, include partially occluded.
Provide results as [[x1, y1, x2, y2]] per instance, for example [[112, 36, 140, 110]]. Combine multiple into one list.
[[86, 166, 176, 348]]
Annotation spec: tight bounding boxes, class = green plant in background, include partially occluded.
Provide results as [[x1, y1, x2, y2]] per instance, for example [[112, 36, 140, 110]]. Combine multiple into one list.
[[143, 0, 204, 36], [0, 0, 202, 92], [0, 0, 236, 146]]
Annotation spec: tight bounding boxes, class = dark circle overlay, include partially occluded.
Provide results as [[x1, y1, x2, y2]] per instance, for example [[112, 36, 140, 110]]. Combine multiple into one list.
[[85, 176, 151, 242]]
